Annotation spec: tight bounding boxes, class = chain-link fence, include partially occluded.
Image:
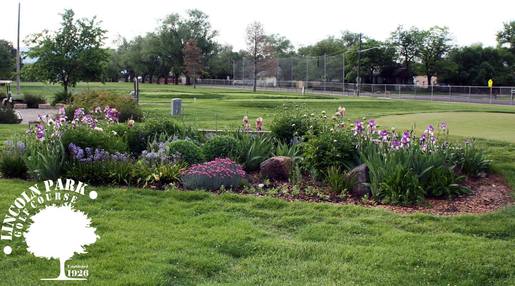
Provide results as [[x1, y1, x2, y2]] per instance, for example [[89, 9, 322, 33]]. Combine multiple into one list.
[[233, 55, 346, 84], [196, 79, 515, 105]]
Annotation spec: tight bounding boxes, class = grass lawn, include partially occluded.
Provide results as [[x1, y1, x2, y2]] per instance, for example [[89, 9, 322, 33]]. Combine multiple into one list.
[[0, 82, 514, 285], [378, 112, 515, 144]]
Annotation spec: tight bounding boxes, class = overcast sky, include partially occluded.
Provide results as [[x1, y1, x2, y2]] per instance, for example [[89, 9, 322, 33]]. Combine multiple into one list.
[[1, 0, 513, 51]]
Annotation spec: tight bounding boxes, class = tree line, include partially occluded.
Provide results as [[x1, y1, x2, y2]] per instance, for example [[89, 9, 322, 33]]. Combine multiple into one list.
[[0, 9, 513, 92]]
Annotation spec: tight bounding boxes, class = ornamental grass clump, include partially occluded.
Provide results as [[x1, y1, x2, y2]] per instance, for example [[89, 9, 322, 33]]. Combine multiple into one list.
[[0, 140, 27, 178], [182, 158, 246, 190]]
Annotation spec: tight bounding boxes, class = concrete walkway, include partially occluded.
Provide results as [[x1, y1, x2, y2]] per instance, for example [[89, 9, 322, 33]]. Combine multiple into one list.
[[15, 108, 59, 124]]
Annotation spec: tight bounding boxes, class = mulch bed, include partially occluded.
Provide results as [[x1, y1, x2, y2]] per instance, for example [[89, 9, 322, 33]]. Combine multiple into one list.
[[376, 174, 513, 215], [235, 173, 513, 216]]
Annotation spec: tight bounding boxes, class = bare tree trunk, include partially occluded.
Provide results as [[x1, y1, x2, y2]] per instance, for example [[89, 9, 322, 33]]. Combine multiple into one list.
[[253, 58, 257, 92], [427, 74, 432, 86], [193, 72, 196, 88]]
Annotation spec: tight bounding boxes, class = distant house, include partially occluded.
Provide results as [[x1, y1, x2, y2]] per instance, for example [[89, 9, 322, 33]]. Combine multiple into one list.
[[413, 75, 438, 87]]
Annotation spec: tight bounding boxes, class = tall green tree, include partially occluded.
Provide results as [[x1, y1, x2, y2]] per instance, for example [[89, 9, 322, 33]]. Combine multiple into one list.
[[497, 20, 515, 52], [390, 26, 423, 83], [0, 40, 16, 79], [417, 26, 452, 85], [265, 34, 295, 57], [439, 45, 515, 86], [26, 9, 108, 94], [206, 45, 241, 79]]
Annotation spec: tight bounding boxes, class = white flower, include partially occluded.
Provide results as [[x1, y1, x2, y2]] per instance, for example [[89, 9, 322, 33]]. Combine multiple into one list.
[[112, 130, 118, 136], [93, 127, 104, 132], [258, 183, 264, 188]]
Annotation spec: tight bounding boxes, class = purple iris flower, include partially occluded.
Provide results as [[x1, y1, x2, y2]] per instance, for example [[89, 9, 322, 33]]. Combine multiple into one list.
[[400, 131, 410, 147], [379, 129, 389, 141], [353, 120, 364, 135], [35, 124, 45, 141]]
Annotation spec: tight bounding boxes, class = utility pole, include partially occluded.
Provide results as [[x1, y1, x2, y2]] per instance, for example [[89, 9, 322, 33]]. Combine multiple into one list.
[[356, 33, 362, 96], [342, 53, 345, 95], [232, 61, 235, 82], [16, 2, 21, 95], [323, 54, 327, 92]]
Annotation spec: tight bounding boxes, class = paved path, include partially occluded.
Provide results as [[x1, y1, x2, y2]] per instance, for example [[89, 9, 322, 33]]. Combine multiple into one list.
[[15, 108, 59, 124]]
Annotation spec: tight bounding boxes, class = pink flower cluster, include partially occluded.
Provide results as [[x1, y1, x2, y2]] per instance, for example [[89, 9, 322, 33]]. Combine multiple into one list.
[[95, 106, 119, 123], [183, 158, 246, 178]]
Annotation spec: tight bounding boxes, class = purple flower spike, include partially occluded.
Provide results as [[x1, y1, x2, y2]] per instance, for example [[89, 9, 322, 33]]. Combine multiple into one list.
[[35, 124, 45, 141]]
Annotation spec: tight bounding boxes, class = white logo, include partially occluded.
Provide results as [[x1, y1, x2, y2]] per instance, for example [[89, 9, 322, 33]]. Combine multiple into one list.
[[1, 178, 99, 281]]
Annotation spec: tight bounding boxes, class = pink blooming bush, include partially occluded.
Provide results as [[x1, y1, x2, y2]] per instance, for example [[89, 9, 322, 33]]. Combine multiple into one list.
[[181, 158, 246, 190]]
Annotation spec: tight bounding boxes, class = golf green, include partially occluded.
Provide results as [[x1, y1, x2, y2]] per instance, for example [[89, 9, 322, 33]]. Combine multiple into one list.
[[377, 112, 515, 143]]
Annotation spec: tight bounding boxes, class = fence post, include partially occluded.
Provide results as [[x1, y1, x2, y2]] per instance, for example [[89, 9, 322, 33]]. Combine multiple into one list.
[[384, 84, 387, 95], [448, 86, 451, 102], [431, 84, 433, 101], [511, 88, 514, 105], [398, 85, 401, 98], [468, 86, 471, 102]]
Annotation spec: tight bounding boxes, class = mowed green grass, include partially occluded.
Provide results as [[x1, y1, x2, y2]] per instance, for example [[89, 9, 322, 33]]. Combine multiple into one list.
[[17, 82, 515, 129], [0, 180, 514, 286], [378, 112, 515, 144], [0, 82, 513, 285]]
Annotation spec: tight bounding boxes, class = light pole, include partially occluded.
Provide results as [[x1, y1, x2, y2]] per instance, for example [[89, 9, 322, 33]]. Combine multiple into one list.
[[16, 2, 21, 95]]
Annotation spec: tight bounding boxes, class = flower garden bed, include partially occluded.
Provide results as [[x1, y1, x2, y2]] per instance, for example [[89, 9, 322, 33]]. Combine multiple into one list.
[[0, 97, 511, 215]]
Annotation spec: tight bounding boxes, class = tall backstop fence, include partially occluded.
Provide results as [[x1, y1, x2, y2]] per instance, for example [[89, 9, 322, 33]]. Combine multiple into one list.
[[233, 55, 347, 84], [196, 79, 515, 106]]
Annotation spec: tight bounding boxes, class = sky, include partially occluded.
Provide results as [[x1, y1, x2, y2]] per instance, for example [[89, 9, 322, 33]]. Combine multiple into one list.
[[1, 0, 513, 51]]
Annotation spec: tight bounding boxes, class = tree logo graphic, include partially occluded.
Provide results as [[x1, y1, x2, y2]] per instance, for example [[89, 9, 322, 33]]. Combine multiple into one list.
[[24, 205, 98, 280], [1, 178, 100, 282]]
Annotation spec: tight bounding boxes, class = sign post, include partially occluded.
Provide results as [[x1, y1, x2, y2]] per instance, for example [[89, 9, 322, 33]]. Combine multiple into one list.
[[488, 79, 493, 104]]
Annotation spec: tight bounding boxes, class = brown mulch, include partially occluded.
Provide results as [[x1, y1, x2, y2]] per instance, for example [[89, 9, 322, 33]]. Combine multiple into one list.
[[240, 173, 513, 216], [376, 174, 513, 216]]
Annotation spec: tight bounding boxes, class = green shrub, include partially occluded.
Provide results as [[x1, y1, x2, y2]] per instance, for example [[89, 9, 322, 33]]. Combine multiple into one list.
[[360, 142, 468, 205], [235, 134, 273, 171], [67, 90, 143, 122], [273, 141, 302, 160], [0, 107, 20, 124], [203, 135, 239, 160], [145, 163, 184, 187], [303, 130, 357, 179], [65, 159, 151, 186], [424, 166, 469, 198], [325, 166, 356, 195], [61, 126, 128, 153], [126, 119, 201, 155], [24, 94, 46, 108], [270, 112, 319, 143], [377, 165, 425, 205], [53, 91, 72, 105], [168, 140, 204, 165], [447, 142, 491, 176], [24, 138, 65, 180], [0, 141, 27, 179]]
